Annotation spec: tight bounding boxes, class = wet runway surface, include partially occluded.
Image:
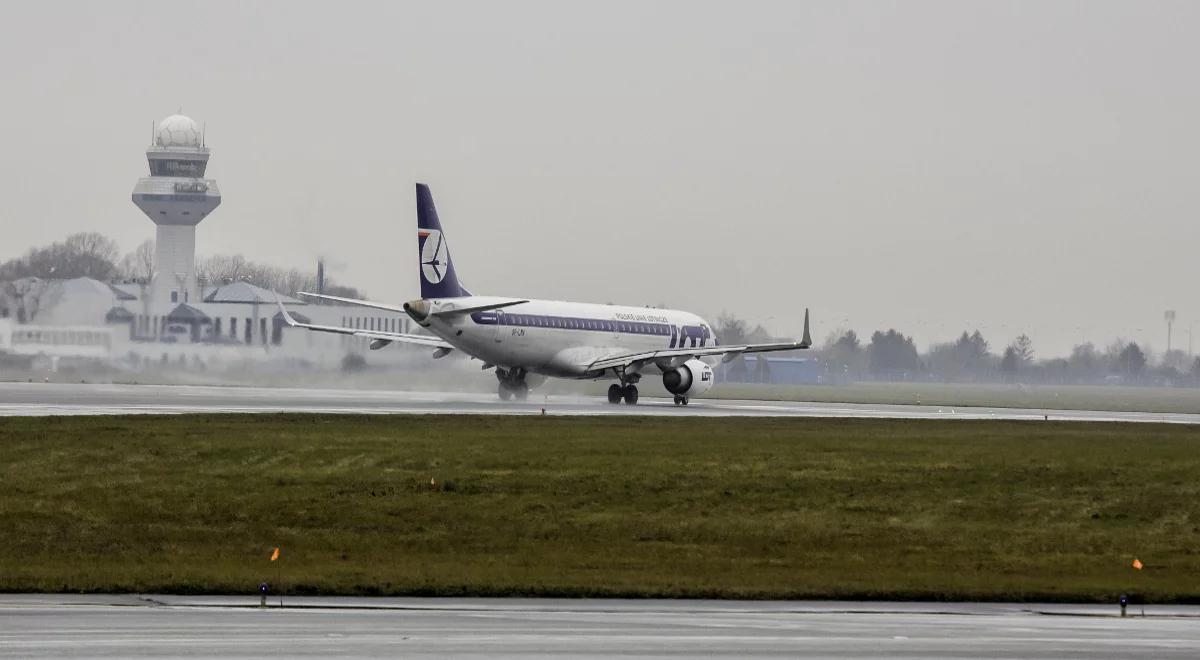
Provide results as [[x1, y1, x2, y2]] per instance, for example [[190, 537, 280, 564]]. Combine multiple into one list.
[[0, 381, 1197, 423], [1, 595, 1197, 659]]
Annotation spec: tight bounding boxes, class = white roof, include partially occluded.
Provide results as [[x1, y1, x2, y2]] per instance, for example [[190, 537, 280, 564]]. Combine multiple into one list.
[[110, 283, 144, 300], [60, 277, 119, 298], [203, 281, 302, 304]]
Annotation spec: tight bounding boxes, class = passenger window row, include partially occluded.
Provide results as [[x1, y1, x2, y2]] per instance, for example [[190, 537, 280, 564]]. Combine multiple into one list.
[[499, 314, 670, 336]]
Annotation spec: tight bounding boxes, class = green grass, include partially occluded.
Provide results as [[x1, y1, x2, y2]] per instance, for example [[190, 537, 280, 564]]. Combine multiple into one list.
[[1, 414, 1198, 602]]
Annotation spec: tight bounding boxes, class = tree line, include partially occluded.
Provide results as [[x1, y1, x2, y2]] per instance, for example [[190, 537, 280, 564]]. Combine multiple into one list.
[[0, 232, 361, 299], [820, 327, 1200, 387], [712, 312, 1200, 387]]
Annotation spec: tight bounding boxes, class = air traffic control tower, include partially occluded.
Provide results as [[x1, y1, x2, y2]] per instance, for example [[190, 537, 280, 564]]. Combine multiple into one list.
[[131, 114, 221, 309]]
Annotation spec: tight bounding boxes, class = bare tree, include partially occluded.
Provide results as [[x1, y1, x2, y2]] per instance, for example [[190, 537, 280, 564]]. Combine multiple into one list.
[[714, 312, 748, 345], [195, 253, 364, 298], [1012, 334, 1035, 364], [280, 268, 319, 297], [196, 254, 249, 285], [64, 233, 120, 266], [0, 232, 122, 281], [119, 239, 156, 283]]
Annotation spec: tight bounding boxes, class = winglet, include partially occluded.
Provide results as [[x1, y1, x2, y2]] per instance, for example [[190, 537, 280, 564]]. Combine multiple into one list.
[[275, 295, 298, 328], [800, 308, 812, 349]]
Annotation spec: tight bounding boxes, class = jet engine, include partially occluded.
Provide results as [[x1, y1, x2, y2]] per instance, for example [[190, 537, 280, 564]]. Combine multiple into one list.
[[662, 359, 715, 397]]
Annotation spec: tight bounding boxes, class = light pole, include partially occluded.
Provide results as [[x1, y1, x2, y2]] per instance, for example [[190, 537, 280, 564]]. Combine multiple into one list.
[[1165, 310, 1176, 354]]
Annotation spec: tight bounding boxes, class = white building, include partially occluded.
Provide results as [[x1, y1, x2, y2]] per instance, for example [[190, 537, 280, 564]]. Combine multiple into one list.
[[0, 112, 418, 370], [0, 274, 414, 368], [132, 114, 221, 310]]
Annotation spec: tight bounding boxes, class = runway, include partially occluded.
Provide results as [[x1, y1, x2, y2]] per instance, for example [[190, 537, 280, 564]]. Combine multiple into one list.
[[1, 381, 1198, 423], [1, 595, 1197, 659]]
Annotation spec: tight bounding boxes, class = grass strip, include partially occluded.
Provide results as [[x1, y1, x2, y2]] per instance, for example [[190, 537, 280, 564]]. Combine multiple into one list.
[[1, 414, 1197, 602]]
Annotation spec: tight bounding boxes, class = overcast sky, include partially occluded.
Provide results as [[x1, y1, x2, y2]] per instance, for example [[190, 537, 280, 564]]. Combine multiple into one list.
[[1, 1, 1197, 357]]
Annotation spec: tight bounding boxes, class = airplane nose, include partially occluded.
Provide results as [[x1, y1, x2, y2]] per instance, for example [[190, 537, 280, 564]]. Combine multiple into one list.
[[404, 299, 431, 323]]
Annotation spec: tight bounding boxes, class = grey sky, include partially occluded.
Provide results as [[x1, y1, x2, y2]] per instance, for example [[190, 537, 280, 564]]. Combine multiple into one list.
[[1, 1, 1197, 357]]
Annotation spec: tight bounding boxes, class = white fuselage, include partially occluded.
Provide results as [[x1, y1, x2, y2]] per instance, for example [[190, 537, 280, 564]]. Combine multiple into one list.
[[412, 296, 717, 379]]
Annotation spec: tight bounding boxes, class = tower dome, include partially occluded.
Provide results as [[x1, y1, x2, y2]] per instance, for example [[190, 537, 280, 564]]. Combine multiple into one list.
[[155, 114, 202, 149]]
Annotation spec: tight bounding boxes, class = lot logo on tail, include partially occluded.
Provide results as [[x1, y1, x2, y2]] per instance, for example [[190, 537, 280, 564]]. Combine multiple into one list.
[[419, 229, 449, 284], [415, 183, 464, 298]]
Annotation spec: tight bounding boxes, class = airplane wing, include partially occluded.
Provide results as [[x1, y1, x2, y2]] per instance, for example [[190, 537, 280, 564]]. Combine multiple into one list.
[[277, 300, 452, 349], [586, 309, 813, 374], [296, 292, 406, 314]]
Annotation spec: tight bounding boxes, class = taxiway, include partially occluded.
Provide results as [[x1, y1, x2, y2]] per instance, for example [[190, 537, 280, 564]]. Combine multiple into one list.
[[1, 595, 1197, 659]]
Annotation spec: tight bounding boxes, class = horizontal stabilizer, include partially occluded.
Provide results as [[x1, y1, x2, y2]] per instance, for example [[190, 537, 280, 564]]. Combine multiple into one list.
[[430, 299, 529, 317]]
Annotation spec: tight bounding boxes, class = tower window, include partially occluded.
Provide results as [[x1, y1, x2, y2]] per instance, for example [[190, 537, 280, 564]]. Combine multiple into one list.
[[171, 291, 178, 303]]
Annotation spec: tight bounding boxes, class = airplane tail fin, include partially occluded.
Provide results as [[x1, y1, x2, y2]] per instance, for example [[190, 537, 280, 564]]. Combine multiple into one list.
[[416, 183, 466, 299]]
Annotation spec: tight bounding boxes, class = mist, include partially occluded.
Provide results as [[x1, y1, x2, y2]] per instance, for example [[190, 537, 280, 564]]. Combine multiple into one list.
[[1, 1, 1198, 360]]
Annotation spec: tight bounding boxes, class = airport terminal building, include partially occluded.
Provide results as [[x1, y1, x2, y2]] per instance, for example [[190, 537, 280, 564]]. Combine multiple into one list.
[[0, 113, 411, 371]]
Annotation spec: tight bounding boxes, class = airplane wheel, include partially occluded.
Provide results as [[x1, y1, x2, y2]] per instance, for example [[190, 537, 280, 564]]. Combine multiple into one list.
[[498, 383, 512, 401], [681, 397, 688, 406], [622, 385, 639, 405], [607, 384, 623, 404], [513, 382, 529, 401], [673, 395, 683, 406]]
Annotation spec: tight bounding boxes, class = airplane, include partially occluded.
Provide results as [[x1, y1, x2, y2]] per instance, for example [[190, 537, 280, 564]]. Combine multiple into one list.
[[278, 184, 812, 405]]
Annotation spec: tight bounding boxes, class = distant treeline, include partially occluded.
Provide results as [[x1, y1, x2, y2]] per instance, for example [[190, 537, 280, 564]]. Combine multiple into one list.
[[0, 232, 361, 299], [714, 314, 1200, 387], [816, 328, 1200, 386]]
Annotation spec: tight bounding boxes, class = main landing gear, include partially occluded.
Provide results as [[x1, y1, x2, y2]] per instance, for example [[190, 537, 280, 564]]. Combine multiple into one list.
[[672, 395, 689, 406], [607, 373, 641, 405], [607, 383, 638, 404], [496, 367, 529, 401]]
